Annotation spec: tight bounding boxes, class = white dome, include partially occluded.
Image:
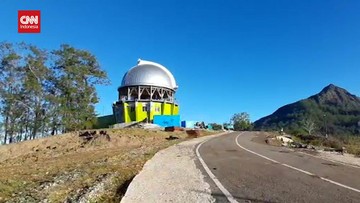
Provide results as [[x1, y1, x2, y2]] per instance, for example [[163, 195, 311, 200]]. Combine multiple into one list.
[[121, 59, 178, 90]]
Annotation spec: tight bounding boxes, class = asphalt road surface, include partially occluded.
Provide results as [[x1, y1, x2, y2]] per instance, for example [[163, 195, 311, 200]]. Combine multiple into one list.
[[196, 131, 360, 203]]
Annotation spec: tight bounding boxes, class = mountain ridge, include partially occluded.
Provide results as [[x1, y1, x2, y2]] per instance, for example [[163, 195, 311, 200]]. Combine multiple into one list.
[[254, 84, 360, 136]]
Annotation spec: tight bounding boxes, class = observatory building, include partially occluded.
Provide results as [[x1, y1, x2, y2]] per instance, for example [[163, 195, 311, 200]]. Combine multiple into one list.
[[112, 59, 179, 123]]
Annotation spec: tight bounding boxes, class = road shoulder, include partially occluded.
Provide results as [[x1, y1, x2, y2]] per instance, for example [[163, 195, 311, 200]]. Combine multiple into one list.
[[121, 132, 227, 203]]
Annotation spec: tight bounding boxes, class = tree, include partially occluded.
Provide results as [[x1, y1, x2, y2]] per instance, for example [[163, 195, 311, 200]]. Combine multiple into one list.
[[0, 42, 109, 144], [210, 123, 223, 131], [231, 112, 252, 131], [22, 44, 50, 140], [0, 42, 23, 144], [302, 118, 316, 135], [52, 44, 109, 132]]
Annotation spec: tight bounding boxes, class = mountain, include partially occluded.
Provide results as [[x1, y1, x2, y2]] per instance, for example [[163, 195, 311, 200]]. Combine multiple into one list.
[[254, 84, 360, 136]]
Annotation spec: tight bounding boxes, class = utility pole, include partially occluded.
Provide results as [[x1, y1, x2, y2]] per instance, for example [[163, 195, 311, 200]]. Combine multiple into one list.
[[323, 114, 328, 138]]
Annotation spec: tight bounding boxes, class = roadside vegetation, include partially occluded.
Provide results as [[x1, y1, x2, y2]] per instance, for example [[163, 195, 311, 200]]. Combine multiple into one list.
[[341, 136, 360, 157], [296, 134, 360, 157], [228, 112, 253, 131], [288, 118, 360, 157], [271, 130, 360, 157], [231, 112, 252, 131], [0, 128, 216, 202]]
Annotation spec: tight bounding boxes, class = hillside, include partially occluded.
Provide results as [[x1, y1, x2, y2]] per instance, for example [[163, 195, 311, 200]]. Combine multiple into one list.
[[254, 84, 360, 136], [0, 128, 214, 202]]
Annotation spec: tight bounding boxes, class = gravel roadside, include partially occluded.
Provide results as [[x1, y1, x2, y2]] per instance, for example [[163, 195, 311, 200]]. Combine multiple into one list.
[[307, 150, 360, 168], [121, 133, 226, 203]]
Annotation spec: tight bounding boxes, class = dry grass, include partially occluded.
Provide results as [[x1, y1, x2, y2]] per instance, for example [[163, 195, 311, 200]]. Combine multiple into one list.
[[292, 134, 360, 157], [0, 128, 217, 202], [343, 137, 360, 157], [258, 131, 283, 147]]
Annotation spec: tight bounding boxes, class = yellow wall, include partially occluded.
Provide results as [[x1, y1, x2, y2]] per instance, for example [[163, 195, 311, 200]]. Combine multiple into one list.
[[130, 104, 136, 122], [123, 103, 131, 123], [150, 102, 162, 121], [135, 102, 148, 122], [162, 103, 172, 115], [122, 101, 179, 123], [173, 104, 179, 115]]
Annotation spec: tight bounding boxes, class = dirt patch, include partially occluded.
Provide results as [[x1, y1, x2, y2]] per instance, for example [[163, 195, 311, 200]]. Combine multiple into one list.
[[250, 131, 269, 144], [250, 131, 284, 147]]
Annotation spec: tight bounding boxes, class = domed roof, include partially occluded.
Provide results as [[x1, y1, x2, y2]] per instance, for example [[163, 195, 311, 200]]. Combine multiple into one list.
[[121, 59, 178, 90]]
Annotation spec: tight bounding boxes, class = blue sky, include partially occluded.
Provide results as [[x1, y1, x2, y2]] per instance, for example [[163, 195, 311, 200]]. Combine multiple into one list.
[[1, 0, 360, 123]]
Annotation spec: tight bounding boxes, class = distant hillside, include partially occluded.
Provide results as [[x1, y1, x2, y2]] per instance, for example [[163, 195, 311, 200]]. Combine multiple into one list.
[[254, 84, 360, 136]]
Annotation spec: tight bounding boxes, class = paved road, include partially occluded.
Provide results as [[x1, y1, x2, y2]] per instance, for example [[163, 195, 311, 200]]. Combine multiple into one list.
[[197, 131, 360, 203]]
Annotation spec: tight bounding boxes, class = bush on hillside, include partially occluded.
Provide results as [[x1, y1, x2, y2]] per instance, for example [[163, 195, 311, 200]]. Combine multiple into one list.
[[321, 138, 344, 150]]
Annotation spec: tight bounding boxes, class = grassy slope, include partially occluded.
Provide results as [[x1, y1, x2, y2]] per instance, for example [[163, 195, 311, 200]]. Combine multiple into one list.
[[0, 128, 215, 202]]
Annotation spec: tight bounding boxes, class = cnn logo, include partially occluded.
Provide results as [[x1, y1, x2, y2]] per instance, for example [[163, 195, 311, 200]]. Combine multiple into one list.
[[20, 16, 38, 25], [18, 10, 41, 33]]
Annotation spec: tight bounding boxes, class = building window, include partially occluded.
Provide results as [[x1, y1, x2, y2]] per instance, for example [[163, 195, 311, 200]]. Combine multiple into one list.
[[130, 106, 135, 112], [155, 107, 160, 112], [142, 106, 147, 111]]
